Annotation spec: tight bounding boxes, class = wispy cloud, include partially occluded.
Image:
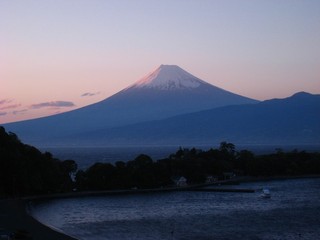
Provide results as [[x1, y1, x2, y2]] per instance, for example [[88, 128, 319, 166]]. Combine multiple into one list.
[[0, 99, 8, 105], [31, 101, 76, 109], [0, 99, 13, 105], [0, 104, 21, 110], [0, 99, 24, 118], [81, 92, 101, 97], [12, 109, 28, 115]]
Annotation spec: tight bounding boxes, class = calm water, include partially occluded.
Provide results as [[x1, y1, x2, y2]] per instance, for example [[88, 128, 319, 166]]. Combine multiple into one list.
[[31, 178, 320, 240]]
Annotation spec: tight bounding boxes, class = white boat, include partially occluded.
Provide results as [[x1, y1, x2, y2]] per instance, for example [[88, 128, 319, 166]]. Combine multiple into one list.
[[260, 188, 271, 198]]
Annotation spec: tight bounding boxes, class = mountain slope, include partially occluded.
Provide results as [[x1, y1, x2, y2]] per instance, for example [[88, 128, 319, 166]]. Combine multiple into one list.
[[69, 92, 320, 146], [3, 65, 258, 144]]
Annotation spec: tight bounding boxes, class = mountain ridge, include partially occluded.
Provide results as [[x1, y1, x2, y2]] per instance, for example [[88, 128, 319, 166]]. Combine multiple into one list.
[[61, 92, 320, 146], [3, 65, 258, 145]]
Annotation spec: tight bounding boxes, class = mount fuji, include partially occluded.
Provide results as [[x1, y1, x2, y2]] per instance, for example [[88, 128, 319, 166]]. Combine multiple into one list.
[[3, 65, 258, 145]]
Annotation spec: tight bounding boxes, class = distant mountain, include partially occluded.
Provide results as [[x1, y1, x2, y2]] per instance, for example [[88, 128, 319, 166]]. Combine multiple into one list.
[[3, 65, 258, 145], [67, 92, 320, 146]]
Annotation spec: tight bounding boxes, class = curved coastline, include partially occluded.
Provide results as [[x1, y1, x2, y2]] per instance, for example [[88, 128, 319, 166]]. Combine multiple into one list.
[[0, 198, 78, 240], [25, 174, 320, 202], [2, 175, 319, 240]]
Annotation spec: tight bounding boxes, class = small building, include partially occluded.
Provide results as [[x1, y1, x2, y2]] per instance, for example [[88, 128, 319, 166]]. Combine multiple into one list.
[[173, 176, 188, 187], [206, 175, 218, 183]]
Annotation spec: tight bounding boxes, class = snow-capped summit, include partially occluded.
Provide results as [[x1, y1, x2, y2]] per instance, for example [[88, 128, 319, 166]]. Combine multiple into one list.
[[127, 65, 208, 90]]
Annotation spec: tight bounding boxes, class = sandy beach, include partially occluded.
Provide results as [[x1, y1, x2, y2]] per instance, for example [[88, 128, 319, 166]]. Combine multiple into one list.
[[0, 198, 77, 240]]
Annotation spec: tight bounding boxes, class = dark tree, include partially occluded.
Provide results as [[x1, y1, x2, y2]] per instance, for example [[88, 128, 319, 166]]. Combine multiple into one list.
[[0, 127, 75, 196]]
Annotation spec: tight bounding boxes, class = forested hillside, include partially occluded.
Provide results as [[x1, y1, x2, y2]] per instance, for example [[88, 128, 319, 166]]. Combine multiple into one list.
[[0, 127, 76, 196], [1, 126, 319, 196]]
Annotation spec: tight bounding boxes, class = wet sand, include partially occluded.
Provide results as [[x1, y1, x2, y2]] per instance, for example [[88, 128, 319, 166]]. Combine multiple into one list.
[[0, 198, 77, 240]]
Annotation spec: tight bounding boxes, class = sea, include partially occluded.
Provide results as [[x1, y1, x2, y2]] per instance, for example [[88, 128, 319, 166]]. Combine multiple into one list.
[[31, 178, 320, 240]]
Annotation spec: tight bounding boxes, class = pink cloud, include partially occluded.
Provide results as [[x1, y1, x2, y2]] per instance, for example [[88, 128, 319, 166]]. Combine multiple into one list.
[[81, 92, 101, 97], [0, 99, 13, 105], [12, 109, 28, 115], [30, 101, 76, 109], [0, 104, 21, 110], [0, 100, 8, 105]]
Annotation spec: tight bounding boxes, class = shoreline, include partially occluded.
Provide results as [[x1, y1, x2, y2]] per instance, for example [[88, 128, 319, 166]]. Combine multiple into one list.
[[24, 174, 320, 201], [0, 198, 78, 240], [1, 175, 319, 240]]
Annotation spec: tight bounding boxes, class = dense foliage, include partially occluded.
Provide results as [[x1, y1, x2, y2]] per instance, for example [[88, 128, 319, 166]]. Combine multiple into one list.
[[0, 127, 76, 196], [1, 126, 319, 196], [75, 142, 320, 191]]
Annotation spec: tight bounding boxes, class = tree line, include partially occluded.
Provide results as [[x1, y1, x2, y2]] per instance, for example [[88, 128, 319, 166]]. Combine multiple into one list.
[[0, 127, 76, 196], [1, 126, 319, 196]]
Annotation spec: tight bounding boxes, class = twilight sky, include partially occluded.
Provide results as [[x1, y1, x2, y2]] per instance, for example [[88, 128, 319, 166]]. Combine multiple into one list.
[[1, 0, 320, 124]]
